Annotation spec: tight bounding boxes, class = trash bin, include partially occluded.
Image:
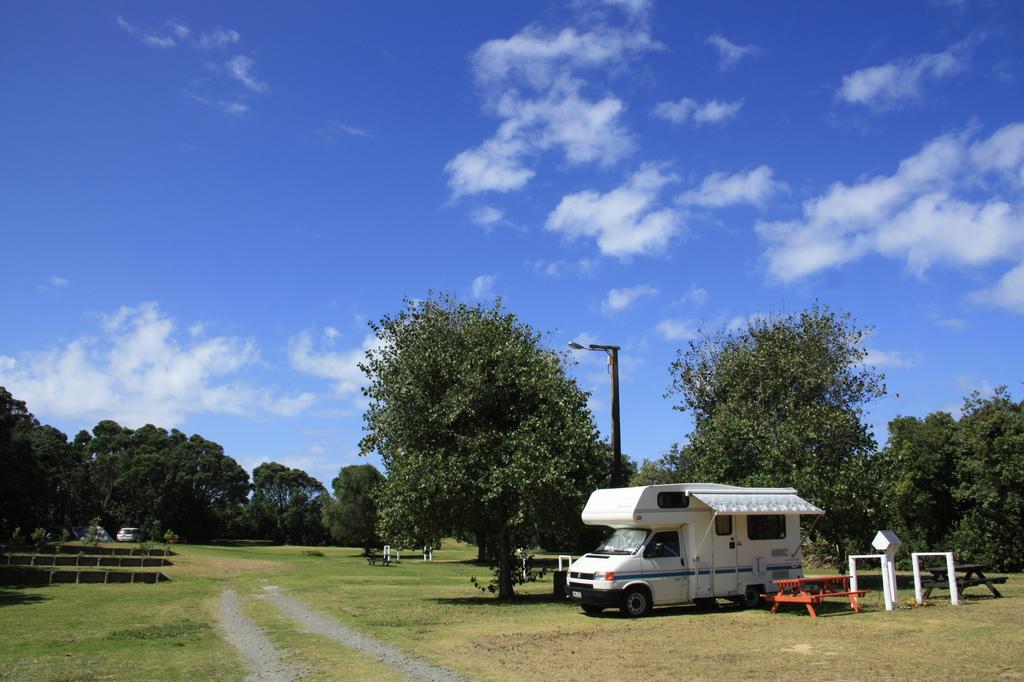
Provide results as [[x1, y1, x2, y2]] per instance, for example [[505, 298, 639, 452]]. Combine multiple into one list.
[[553, 570, 568, 598]]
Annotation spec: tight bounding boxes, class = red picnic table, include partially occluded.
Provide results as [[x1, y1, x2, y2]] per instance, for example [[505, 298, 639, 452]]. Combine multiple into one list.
[[763, 575, 869, 618]]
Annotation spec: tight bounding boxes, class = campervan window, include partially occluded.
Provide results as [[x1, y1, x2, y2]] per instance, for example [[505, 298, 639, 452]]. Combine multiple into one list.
[[656, 491, 689, 508], [714, 515, 732, 535], [747, 514, 786, 540], [643, 531, 681, 558], [595, 528, 649, 555]]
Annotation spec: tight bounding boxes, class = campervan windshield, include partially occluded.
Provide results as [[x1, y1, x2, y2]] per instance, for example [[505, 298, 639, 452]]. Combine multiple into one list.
[[595, 528, 648, 555]]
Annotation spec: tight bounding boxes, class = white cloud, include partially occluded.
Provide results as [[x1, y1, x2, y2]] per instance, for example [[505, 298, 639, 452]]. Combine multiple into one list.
[[472, 25, 659, 89], [323, 326, 342, 341], [0, 302, 314, 427], [288, 330, 376, 396], [471, 274, 498, 299], [756, 122, 1024, 283], [117, 16, 177, 48], [36, 276, 70, 293], [677, 284, 707, 306], [706, 34, 759, 71], [837, 41, 969, 109], [602, 284, 658, 313], [226, 55, 269, 93], [680, 166, 786, 208], [656, 318, 698, 341], [727, 312, 770, 332], [653, 98, 743, 126], [319, 120, 371, 142], [183, 90, 248, 116], [528, 258, 598, 278], [470, 206, 506, 230], [969, 261, 1024, 313], [864, 349, 919, 368], [197, 27, 241, 49], [166, 20, 190, 40], [546, 163, 682, 258], [445, 19, 660, 197]]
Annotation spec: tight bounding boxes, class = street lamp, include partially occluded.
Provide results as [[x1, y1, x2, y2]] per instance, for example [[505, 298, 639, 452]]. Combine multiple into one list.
[[568, 341, 623, 488]]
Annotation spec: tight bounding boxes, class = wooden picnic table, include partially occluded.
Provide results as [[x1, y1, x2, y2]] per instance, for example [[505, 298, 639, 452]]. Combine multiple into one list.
[[763, 575, 868, 618], [923, 563, 1006, 598]]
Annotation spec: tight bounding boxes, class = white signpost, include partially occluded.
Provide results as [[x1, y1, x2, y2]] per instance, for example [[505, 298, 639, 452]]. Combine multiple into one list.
[[848, 530, 901, 611]]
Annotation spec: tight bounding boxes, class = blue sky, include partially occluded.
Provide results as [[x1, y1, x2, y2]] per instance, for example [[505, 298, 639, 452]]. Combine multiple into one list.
[[2, 1, 1023, 486]]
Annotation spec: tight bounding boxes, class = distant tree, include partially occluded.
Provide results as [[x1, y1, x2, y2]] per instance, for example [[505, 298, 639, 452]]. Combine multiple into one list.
[[71, 421, 250, 542], [244, 462, 327, 545], [630, 443, 689, 487], [323, 464, 384, 552], [665, 304, 885, 567], [360, 295, 605, 598], [28, 424, 86, 526], [950, 388, 1024, 571], [875, 412, 959, 557]]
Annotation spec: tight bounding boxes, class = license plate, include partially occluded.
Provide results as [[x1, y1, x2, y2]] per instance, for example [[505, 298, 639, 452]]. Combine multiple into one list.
[[572, 590, 582, 598]]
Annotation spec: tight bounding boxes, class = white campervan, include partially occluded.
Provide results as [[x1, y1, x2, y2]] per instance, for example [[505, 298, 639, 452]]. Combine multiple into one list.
[[566, 483, 823, 617]]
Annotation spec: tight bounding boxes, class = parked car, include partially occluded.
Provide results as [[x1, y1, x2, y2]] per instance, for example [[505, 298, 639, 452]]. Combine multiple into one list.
[[72, 525, 114, 543], [116, 527, 144, 542]]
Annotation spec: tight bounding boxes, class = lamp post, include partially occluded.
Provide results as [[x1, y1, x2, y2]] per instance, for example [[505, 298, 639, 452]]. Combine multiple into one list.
[[568, 341, 623, 488]]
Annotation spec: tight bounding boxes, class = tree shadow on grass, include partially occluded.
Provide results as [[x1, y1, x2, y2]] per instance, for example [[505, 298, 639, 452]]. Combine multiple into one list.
[[431, 593, 568, 607], [0, 587, 50, 608]]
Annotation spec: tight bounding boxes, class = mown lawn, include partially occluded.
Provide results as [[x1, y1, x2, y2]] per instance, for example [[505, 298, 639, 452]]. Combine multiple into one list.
[[1, 541, 1022, 680]]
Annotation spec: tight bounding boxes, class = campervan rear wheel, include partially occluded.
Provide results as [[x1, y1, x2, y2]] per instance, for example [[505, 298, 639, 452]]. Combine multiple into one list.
[[742, 585, 764, 608], [581, 604, 604, 615], [619, 587, 651, 618]]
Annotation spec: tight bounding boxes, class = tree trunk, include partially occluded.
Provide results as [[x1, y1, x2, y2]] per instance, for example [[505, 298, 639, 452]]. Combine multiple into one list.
[[498, 528, 514, 599], [476, 532, 488, 563]]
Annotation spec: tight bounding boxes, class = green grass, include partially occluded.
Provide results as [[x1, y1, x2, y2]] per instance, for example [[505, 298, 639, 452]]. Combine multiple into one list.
[[1, 541, 1022, 680]]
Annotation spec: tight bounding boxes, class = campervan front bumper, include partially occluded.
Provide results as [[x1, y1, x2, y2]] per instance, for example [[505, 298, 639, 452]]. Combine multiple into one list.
[[566, 583, 622, 607]]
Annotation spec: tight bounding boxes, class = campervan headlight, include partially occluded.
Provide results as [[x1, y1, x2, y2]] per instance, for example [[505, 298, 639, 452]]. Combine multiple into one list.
[[593, 571, 615, 582]]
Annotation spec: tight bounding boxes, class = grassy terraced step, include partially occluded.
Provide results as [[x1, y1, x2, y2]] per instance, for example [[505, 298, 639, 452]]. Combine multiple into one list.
[[0, 566, 171, 585], [1, 553, 173, 568], [0, 545, 175, 557]]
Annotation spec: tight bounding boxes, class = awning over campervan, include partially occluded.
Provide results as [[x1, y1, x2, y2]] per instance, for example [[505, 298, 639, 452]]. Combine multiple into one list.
[[690, 492, 824, 515]]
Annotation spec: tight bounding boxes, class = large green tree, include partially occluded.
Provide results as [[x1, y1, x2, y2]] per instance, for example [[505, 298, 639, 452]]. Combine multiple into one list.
[[0, 387, 47, 536], [666, 305, 885, 566], [360, 295, 605, 598], [874, 412, 959, 557], [950, 388, 1024, 570], [322, 464, 385, 552]]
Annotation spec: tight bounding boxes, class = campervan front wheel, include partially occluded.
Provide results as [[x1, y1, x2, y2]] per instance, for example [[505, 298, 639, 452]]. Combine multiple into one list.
[[620, 587, 651, 618]]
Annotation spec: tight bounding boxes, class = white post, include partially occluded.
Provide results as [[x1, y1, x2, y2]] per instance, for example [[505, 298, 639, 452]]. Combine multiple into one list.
[[848, 556, 858, 602], [887, 553, 898, 607], [946, 552, 959, 606], [395, 549, 400, 563], [912, 555, 924, 604], [384, 544, 391, 562]]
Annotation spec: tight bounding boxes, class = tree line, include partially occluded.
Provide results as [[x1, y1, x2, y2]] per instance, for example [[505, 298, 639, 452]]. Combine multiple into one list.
[[0, 387, 381, 549]]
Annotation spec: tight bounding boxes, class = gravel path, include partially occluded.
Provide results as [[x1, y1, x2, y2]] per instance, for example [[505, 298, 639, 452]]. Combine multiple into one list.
[[263, 586, 469, 682], [219, 589, 305, 682]]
